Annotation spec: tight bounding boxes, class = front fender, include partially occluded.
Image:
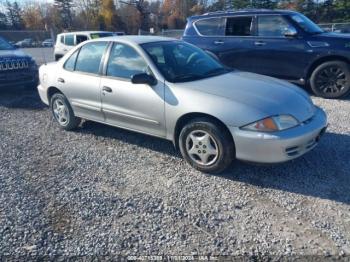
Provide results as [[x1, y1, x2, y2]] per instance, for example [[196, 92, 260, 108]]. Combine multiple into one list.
[[164, 83, 269, 141]]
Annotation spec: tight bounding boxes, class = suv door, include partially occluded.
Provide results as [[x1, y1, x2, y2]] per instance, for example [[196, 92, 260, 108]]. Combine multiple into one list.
[[100, 42, 166, 137], [218, 15, 257, 72], [252, 14, 312, 81], [185, 17, 226, 56], [57, 41, 109, 122]]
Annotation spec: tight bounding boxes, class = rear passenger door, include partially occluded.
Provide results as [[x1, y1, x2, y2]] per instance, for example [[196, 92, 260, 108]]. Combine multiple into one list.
[[185, 17, 226, 55], [57, 41, 109, 122], [218, 15, 258, 72]]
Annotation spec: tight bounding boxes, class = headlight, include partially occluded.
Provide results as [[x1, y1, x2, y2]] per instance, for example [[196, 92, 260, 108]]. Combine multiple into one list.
[[241, 115, 299, 132]]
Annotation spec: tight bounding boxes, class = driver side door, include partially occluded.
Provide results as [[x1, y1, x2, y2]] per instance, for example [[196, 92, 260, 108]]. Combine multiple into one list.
[[100, 42, 166, 137], [251, 15, 311, 81]]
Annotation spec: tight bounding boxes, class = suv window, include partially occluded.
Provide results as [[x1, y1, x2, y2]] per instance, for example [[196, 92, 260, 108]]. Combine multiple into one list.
[[64, 34, 74, 46], [258, 15, 295, 37], [195, 18, 224, 36], [107, 43, 148, 79], [75, 42, 108, 74], [226, 16, 253, 36], [64, 50, 79, 71], [76, 35, 88, 44], [60, 35, 64, 44]]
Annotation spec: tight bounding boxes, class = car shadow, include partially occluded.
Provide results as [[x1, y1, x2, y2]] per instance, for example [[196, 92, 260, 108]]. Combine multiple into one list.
[[79, 120, 181, 158], [0, 87, 46, 110], [79, 121, 350, 205]]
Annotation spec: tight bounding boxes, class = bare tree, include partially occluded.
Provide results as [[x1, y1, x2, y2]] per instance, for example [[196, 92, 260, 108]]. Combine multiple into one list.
[[119, 0, 150, 32]]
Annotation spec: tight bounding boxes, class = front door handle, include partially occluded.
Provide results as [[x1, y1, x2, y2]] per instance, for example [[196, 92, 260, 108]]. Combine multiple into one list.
[[254, 41, 267, 46], [214, 40, 224, 45], [57, 78, 65, 83], [102, 86, 113, 93]]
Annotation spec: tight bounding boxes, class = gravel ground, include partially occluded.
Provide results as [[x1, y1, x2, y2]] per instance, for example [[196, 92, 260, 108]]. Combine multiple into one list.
[[0, 87, 349, 259]]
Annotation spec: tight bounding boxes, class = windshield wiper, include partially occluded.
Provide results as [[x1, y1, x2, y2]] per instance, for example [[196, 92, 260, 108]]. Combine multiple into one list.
[[173, 73, 203, 82], [205, 67, 232, 77]]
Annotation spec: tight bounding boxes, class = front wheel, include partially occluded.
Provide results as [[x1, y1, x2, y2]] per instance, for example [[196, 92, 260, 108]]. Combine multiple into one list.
[[310, 61, 350, 99], [179, 118, 235, 174], [50, 93, 81, 130]]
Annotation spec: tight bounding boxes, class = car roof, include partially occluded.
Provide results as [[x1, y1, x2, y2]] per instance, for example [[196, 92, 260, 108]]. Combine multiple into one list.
[[58, 31, 114, 35], [189, 9, 299, 20], [91, 35, 176, 45]]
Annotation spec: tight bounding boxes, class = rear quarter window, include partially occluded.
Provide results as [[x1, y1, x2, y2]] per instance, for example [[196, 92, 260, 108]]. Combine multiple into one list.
[[194, 18, 224, 36]]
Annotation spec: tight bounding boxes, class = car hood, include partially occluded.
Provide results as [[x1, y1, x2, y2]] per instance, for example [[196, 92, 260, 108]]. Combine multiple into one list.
[[179, 71, 315, 122], [0, 49, 31, 60]]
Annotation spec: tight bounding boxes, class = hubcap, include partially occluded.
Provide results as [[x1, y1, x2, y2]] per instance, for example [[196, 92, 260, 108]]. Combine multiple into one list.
[[185, 130, 219, 166], [53, 99, 69, 126], [315, 66, 347, 94]]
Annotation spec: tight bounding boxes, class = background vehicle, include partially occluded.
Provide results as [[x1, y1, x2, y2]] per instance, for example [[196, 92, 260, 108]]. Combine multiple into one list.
[[14, 38, 34, 48], [0, 36, 38, 89], [54, 31, 115, 61], [37, 36, 327, 173], [183, 9, 350, 99], [42, 39, 53, 47]]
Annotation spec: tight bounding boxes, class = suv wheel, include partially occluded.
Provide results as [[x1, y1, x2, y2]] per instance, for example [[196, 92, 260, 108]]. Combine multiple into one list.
[[50, 93, 81, 130], [310, 61, 350, 99], [179, 118, 234, 174]]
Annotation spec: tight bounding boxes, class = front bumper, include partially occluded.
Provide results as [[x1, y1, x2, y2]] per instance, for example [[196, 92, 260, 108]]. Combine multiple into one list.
[[230, 107, 328, 163], [0, 69, 38, 88], [37, 84, 49, 105]]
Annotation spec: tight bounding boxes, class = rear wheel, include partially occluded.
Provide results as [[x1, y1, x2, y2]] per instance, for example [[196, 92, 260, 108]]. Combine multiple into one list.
[[50, 93, 81, 130], [179, 118, 234, 174], [310, 61, 350, 99]]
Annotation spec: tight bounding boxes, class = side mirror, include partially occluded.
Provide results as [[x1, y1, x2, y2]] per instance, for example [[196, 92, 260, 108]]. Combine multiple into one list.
[[131, 73, 157, 86], [284, 28, 298, 38]]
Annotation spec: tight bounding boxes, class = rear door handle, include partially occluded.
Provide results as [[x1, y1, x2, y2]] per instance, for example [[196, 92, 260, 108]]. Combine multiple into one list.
[[254, 41, 266, 46], [57, 78, 65, 83], [102, 86, 113, 93], [214, 40, 224, 45]]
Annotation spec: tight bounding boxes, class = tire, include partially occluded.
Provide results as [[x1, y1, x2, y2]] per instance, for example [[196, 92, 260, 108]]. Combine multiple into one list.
[[179, 117, 235, 174], [50, 93, 81, 130], [310, 60, 350, 99]]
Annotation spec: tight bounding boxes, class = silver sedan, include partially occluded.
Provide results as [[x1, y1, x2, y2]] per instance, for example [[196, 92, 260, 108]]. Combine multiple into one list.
[[37, 36, 328, 173]]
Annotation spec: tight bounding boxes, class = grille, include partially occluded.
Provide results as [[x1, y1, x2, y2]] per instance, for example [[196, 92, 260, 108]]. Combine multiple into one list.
[[0, 59, 29, 71]]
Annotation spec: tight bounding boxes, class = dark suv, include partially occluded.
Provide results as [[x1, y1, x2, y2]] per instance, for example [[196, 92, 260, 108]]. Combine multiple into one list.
[[0, 36, 38, 89], [183, 9, 350, 99]]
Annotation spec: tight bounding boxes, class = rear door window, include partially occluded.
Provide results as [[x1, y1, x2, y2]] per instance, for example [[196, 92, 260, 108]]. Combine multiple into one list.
[[225, 16, 253, 36], [75, 42, 108, 75], [194, 18, 224, 36], [64, 34, 75, 46]]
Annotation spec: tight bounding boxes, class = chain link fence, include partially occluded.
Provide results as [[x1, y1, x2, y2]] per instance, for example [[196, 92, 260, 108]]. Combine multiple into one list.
[[0, 30, 53, 48], [318, 23, 350, 33]]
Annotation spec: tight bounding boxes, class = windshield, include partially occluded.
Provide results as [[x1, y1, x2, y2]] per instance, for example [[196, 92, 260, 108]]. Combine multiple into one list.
[[290, 14, 324, 34], [0, 37, 15, 50], [141, 41, 231, 83], [90, 33, 114, 39]]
